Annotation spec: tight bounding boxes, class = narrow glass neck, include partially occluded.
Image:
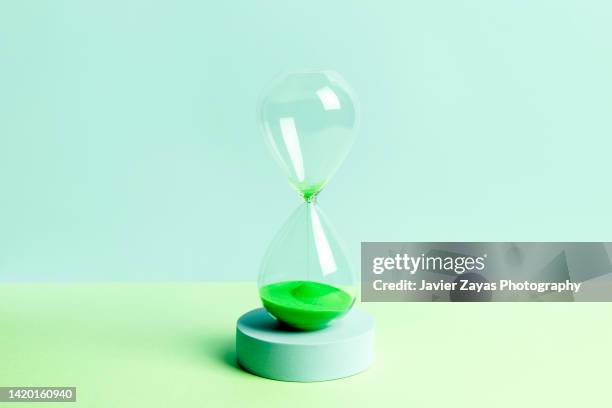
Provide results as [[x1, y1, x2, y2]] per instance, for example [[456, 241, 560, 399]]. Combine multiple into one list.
[[303, 193, 317, 203], [299, 182, 323, 203]]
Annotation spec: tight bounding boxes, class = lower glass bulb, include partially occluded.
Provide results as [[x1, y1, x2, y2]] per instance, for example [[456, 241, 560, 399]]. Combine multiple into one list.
[[258, 202, 356, 330]]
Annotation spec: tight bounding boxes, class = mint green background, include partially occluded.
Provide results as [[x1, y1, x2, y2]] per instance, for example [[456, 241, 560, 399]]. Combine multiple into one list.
[[1, 1, 611, 281]]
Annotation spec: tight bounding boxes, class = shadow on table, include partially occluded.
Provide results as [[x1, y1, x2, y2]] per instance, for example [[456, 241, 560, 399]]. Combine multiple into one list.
[[194, 333, 250, 376]]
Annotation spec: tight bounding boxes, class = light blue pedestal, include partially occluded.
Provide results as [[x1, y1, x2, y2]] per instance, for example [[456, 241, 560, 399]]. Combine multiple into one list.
[[236, 308, 375, 382]]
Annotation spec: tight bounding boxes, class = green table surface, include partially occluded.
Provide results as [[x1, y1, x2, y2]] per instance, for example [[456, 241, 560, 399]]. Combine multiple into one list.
[[1, 283, 609, 407]]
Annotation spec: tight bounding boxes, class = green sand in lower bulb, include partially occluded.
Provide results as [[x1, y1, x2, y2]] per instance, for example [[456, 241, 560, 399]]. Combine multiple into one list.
[[259, 280, 355, 330]]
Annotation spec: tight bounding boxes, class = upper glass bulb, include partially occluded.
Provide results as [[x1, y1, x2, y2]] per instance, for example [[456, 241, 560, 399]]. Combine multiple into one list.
[[259, 70, 359, 200]]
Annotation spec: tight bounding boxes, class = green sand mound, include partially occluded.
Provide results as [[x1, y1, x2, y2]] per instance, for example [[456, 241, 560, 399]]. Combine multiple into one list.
[[259, 280, 354, 330]]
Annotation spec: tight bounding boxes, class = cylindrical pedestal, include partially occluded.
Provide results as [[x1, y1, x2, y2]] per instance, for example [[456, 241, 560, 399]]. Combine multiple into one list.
[[236, 308, 375, 382]]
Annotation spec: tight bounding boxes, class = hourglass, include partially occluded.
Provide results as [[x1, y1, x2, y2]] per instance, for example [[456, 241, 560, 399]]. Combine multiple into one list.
[[236, 70, 375, 382], [258, 70, 357, 330]]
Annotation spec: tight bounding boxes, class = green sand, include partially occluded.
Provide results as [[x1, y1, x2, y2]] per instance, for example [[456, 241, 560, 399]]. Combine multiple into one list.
[[259, 280, 355, 330], [295, 182, 325, 201]]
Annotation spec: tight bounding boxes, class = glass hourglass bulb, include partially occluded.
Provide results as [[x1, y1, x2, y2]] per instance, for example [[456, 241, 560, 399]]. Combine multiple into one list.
[[258, 70, 358, 201], [257, 70, 359, 330]]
